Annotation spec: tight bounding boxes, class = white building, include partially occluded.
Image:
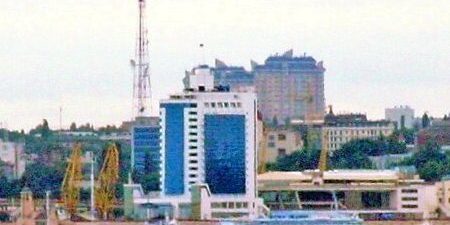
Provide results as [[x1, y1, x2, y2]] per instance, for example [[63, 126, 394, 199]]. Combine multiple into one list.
[[0, 140, 26, 179], [132, 65, 266, 220], [322, 113, 395, 153], [258, 169, 447, 219], [385, 105, 415, 129]]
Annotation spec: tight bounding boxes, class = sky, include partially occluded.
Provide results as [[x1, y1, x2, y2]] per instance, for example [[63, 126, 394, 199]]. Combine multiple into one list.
[[0, 0, 449, 131]]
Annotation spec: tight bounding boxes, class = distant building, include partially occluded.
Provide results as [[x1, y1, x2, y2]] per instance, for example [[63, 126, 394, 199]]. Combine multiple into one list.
[[385, 105, 415, 129], [260, 127, 303, 163], [132, 65, 265, 220], [0, 140, 26, 179], [253, 49, 326, 124], [212, 59, 254, 91], [131, 116, 160, 175], [417, 119, 450, 147], [322, 110, 395, 153]]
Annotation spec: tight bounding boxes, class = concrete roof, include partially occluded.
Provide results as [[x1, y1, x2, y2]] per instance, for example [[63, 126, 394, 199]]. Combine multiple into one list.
[[258, 170, 400, 182]]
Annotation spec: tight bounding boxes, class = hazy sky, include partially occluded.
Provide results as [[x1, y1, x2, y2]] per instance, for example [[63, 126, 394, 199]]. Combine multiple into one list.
[[0, 0, 449, 131]]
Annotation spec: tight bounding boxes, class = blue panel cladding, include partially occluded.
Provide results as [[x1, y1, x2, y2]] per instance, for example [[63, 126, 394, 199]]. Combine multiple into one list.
[[204, 114, 246, 194], [133, 126, 160, 174], [161, 103, 191, 195]]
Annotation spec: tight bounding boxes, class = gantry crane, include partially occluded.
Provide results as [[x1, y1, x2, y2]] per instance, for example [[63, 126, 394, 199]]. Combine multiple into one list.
[[95, 143, 119, 220], [61, 143, 83, 216]]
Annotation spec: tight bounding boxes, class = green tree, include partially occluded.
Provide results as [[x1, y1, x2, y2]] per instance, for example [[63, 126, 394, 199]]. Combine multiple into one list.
[[418, 161, 447, 182], [21, 162, 65, 198], [330, 140, 374, 169], [266, 148, 320, 171], [70, 122, 77, 131]]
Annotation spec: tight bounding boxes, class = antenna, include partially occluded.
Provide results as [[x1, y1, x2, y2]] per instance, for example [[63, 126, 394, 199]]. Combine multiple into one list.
[[132, 0, 152, 119], [199, 43, 205, 65]]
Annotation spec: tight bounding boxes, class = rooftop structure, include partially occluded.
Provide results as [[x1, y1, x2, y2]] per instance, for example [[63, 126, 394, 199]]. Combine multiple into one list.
[[212, 59, 254, 91]]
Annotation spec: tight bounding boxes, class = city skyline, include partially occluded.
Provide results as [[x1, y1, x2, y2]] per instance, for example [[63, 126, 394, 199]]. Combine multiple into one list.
[[1, 0, 449, 130]]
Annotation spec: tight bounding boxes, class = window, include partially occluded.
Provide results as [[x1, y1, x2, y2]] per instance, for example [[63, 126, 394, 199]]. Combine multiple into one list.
[[189, 125, 197, 129], [268, 142, 275, 148], [204, 103, 209, 107], [189, 111, 197, 115], [189, 153, 197, 157], [224, 102, 229, 107], [189, 160, 198, 164], [189, 132, 197, 136], [269, 135, 275, 140], [237, 102, 242, 107], [231, 102, 236, 107], [402, 204, 418, 209], [211, 103, 216, 108], [218, 102, 223, 108], [190, 103, 197, 108], [189, 174, 196, 178], [189, 146, 198, 149], [278, 134, 286, 140], [278, 148, 286, 157], [189, 118, 197, 122], [402, 197, 418, 201], [189, 139, 197, 143], [402, 189, 418, 193]]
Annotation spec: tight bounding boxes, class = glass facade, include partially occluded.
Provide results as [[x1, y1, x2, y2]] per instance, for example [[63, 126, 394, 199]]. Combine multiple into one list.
[[133, 126, 160, 174], [204, 114, 246, 194], [161, 103, 190, 195]]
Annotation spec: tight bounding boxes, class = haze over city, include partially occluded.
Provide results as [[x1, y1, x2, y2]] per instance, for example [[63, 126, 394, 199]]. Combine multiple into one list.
[[1, 0, 449, 130]]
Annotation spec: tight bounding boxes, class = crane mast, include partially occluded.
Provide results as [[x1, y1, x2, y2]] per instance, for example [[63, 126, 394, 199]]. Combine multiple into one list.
[[132, 0, 151, 118], [95, 143, 120, 220], [61, 143, 83, 217]]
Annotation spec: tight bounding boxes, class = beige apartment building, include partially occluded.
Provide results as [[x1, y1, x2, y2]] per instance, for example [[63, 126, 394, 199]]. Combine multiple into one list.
[[253, 50, 326, 124], [260, 127, 304, 164]]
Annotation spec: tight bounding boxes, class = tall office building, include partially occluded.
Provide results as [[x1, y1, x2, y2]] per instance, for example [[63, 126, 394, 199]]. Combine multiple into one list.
[[134, 65, 264, 219], [253, 49, 326, 124], [132, 116, 160, 175]]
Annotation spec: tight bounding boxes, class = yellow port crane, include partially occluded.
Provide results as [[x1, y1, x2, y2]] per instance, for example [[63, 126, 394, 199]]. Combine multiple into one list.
[[61, 143, 83, 216], [289, 80, 328, 175], [95, 143, 119, 220]]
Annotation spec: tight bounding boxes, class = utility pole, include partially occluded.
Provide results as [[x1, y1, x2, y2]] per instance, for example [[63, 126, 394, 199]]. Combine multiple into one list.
[[89, 152, 95, 220]]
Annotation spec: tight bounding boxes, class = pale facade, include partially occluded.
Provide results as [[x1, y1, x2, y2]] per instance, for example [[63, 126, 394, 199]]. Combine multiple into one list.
[[385, 105, 415, 129], [0, 140, 26, 179], [261, 128, 303, 163], [323, 124, 395, 152]]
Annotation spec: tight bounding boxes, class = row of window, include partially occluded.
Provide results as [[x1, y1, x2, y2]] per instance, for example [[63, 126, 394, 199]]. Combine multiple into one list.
[[204, 102, 242, 108], [327, 129, 390, 136], [211, 202, 249, 209]]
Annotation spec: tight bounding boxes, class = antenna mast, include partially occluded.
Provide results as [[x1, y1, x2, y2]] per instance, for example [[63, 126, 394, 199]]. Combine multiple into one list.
[[132, 0, 151, 118]]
